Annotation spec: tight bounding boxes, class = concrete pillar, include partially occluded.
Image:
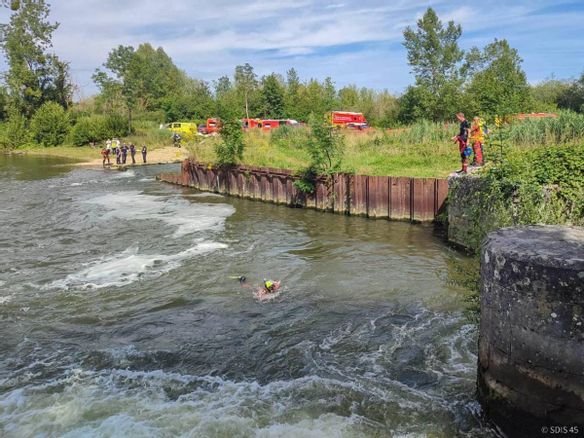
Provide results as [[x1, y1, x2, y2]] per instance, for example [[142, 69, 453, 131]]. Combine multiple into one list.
[[479, 225, 584, 436]]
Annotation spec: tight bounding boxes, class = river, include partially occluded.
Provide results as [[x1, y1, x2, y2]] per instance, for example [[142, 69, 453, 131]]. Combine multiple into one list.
[[0, 155, 496, 437]]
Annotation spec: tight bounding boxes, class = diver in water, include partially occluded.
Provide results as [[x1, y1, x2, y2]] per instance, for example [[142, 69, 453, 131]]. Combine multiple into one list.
[[234, 276, 280, 297], [263, 278, 276, 294]]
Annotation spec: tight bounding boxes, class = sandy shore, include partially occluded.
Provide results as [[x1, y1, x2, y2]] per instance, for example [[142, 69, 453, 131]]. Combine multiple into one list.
[[76, 146, 189, 168]]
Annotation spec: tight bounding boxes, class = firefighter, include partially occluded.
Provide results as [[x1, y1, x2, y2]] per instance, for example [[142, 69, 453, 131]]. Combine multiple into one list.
[[451, 112, 470, 173], [470, 117, 485, 166], [121, 144, 128, 164], [129, 143, 136, 164]]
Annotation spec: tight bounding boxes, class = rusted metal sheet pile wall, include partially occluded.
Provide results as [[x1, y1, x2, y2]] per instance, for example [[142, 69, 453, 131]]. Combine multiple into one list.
[[157, 160, 448, 222]]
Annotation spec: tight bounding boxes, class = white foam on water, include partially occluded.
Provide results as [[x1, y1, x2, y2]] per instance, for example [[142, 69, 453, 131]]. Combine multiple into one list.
[[70, 182, 82, 186], [0, 368, 366, 438], [86, 191, 235, 238], [254, 288, 283, 302], [47, 241, 227, 290], [182, 192, 224, 198], [112, 170, 136, 178], [0, 295, 12, 305]]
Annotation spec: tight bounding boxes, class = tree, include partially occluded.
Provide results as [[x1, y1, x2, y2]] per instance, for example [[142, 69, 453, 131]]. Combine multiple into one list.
[[322, 77, 338, 111], [285, 68, 302, 119], [338, 85, 360, 111], [261, 73, 285, 118], [401, 7, 464, 121], [531, 78, 572, 112], [1, 1, 20, 10], [234, 63, 258, 120], [0, 0, 73, 118], [557, 73, 584, 113], [214, 75, 232, 97], [93, 45, 136, 131], [465, 39, 531, 116]]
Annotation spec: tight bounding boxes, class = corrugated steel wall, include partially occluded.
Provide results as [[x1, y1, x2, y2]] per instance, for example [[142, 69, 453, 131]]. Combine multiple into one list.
[[157, 160, 448, 222]]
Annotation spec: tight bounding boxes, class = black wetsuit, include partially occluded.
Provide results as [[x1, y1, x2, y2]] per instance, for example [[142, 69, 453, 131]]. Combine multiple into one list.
[[458, 119, 469, 143]]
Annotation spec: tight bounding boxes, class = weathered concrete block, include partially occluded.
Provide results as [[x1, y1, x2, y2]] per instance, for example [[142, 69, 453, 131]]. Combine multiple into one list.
[[447, 174, 487, 249], [478, 225, 584, 437]]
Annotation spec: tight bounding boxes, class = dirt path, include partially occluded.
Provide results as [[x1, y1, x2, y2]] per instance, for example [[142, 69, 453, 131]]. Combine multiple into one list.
[[77, 146, 189, 168]]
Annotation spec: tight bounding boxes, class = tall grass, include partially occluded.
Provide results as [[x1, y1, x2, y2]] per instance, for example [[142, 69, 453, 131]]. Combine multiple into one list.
[[185, 111, 584, 177], [127, 120, 174, 148], [505, 111, 584, 147]]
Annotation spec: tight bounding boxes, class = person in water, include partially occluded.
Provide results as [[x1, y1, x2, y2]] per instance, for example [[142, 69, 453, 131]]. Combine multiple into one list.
[[237, 276, 279, 296], [263, 278, 276, 294]]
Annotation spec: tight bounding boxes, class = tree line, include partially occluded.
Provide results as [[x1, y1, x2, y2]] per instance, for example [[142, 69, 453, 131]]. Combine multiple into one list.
[[0, 1, 583, 148]]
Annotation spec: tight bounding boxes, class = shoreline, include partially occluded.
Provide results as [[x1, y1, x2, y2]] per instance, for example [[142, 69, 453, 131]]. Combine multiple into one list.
[[4, 145, 190, 168]]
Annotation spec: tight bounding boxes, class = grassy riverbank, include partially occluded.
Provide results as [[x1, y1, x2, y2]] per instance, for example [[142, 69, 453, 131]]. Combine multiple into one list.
[[189, 128, 460, 178], [9, 112, 584, 177], [187, 113, 584, 177]]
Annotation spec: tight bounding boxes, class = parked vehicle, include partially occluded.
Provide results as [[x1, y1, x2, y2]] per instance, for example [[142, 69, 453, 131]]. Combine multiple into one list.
[[163, 122, 198, 137], [330, 111, 369, 129]]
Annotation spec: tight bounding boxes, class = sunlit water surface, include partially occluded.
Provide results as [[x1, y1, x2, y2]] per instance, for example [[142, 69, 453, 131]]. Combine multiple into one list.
[[0, 155, 497, 437]]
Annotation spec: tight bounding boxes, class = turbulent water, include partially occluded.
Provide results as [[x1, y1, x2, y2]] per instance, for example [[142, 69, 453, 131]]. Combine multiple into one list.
[[0, 155, 496, 437]]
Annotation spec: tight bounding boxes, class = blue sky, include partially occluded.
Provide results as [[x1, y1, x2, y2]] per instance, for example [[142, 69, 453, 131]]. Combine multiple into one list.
[[3, 0, 584, 98]]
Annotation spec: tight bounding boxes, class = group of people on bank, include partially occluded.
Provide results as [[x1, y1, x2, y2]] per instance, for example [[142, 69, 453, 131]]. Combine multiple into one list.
[[452, 113, 487, 174], [101, 138, 147, 167]]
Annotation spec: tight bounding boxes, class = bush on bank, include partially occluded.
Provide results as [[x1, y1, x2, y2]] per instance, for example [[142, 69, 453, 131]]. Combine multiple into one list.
[[451, 142, 584, 253], [448, 142, 583, 320], [69, 113, 129, 146], [30, 102, 70, 147]]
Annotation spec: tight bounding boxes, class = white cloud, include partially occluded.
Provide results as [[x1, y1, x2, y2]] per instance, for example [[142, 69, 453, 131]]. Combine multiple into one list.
[[5, 0, 580, 97]]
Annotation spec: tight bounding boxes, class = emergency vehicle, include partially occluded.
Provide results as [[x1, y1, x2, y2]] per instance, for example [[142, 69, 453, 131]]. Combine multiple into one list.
[[330, 111, 368, 130], [163, 122, 198, 137]]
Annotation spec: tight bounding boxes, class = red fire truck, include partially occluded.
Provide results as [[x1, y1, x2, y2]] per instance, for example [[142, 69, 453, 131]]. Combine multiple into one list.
[[243, 118, 300, 131], [199, 117, 301, 134], [198, 118, 220, 135], [331, 111, 368, 130]]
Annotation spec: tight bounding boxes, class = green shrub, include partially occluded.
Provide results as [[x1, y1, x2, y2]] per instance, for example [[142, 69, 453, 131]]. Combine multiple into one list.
[[104, 113, 130, 137], [294, 115, 345, 195], [459, 142, 584, 253], [216, 116, 244, 165], [69, 113, 128, 146], [0, 111, 29, 149], [30, 102, 70, 146], [70, 115, 105, 146]]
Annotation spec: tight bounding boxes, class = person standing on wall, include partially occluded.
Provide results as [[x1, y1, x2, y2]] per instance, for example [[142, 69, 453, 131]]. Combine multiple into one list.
[[141, 145, 147, 164], [129, 144, 136, 164], [470, 117, 485, 167], [451, 112, 471, 174]]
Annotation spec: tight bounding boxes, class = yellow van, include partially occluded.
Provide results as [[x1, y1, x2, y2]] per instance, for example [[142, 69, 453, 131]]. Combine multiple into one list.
[[163, 122, 198, 137]]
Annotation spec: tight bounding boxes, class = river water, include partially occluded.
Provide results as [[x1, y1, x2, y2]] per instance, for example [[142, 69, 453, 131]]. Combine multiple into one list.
[[0, 155, 496, 437]]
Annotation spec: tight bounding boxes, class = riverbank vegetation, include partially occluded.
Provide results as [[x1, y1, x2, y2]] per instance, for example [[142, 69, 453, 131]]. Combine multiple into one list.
[[1, 2, 583, 160], [0, 1, 582, 207]]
